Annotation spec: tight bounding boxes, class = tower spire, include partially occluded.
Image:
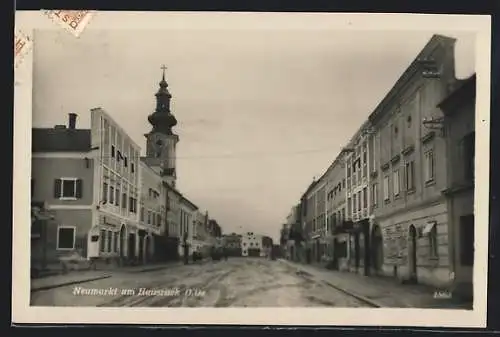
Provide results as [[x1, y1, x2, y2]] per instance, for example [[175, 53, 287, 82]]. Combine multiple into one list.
[[147, 65, 177, 135]]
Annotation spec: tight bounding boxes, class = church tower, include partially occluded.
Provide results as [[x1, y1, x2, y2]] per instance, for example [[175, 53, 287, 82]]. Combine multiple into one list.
[[144, 66, 179, 186]]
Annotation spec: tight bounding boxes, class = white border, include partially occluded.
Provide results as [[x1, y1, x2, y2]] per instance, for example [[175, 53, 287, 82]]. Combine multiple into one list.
[[13, 11, 491, 327]]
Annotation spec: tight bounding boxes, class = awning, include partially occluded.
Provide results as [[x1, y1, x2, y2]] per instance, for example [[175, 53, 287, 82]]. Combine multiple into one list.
[[422, 221, 437, 235]]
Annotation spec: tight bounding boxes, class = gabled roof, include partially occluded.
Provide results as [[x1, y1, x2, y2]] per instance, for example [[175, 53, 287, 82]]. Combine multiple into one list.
[[32, 128, 91, 153]]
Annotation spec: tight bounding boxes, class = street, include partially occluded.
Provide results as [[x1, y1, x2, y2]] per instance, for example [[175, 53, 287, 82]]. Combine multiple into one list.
[[30, 258, 372, 307]]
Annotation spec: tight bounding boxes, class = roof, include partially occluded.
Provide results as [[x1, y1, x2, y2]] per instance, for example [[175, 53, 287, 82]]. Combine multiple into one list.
[[180, 195, 198, 210], [368, 34, 457, 125], [438, 74, 476, 114], [32, 128, 91, 152]]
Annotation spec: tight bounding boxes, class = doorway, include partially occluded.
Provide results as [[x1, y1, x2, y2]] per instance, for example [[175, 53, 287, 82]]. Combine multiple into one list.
[[371, 225, 383, 273], [119, 225, 126, 258], [408, 225, 418, 282], [128, 234, 136, 260]]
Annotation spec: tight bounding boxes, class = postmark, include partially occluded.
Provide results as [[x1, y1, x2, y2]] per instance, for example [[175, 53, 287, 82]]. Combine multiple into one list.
[[43, 10, 95, 37], [14, 29, 32, 68]]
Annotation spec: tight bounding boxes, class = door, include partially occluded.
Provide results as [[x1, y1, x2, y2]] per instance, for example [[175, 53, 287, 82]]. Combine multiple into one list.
[[128, 234, 135, 259], [408, 225, 417, 281], [119, 226, 126, 258], [371, 225, 383, 272]]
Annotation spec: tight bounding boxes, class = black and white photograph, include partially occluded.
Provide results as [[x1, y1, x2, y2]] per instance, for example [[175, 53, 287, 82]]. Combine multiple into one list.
[[13, 11, 491, 327]]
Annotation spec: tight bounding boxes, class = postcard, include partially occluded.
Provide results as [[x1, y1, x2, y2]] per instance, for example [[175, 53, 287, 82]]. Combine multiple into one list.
[[13, 10, 491, 327]]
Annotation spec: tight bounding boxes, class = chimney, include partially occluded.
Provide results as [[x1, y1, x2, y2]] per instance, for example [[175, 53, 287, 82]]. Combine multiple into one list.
[[68, 113, 77, 129]]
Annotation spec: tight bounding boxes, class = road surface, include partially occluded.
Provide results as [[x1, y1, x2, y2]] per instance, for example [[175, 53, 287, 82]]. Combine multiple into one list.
[[31, 258, 372, 307]]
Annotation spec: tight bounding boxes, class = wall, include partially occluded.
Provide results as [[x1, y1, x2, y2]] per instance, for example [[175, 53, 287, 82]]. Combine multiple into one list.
[[32, 156, 94, 207], [32, 209, 93, 265]]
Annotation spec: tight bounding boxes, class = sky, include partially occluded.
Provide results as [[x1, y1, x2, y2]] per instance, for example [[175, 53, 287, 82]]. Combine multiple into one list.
[[32, 27, 475, 243]]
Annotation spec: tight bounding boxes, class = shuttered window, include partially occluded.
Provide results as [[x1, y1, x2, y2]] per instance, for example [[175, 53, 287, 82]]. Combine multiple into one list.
[[54, 178, 82, 199]]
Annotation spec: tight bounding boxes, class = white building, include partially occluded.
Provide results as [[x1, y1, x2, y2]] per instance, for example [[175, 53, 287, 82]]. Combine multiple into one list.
[[241, 232, 264, 257], [88, 107, 141, 262], [179, 195, 198, 257]]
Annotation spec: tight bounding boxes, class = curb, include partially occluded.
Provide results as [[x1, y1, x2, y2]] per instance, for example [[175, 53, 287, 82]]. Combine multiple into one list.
[[278, 259, 383, 308], [31, 275, 112, 293]]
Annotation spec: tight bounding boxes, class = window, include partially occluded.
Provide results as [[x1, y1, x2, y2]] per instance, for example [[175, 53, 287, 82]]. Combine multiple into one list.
[[424, 150, 435, 183], [460, 214, 474, 266], [152, 213, 156, 226], [383, 176, 390, 201], [115, 188, 120, 206], [131, 163, 135, 173], [111, 145, 116, 158], [102, 183, 108, 203], [429, 225, 438, 258], [362, 187, 367, 209], [347, 198, 352, 216], [54, 178, 82, 199], [342, 179, 346, 188], [463, 132, 475, 182], [140, 207, 145, 222], [393, 169, 400, 196], [124, 157, 128, 168], [407, 114, 412, 127], [405, 161, 415, 191], [372, 183, 378, 207], [57, 226, 75, 250], [157, 214, 162, 227], [109, 186, 115, 204], [122, 193, 127, 209], [148, 211, 152, 225], [341, 208, 345, 221], [358, 191, 362, 211], [352, 194, 357, 214]]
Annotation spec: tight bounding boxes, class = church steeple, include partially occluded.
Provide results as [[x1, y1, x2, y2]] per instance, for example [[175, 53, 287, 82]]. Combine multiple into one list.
[[147, 65, 178, 135]]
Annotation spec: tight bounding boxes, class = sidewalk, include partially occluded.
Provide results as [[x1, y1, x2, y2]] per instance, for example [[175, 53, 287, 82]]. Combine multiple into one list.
[[31, 270, 111, 292], [279, 259, 473, 309], [31, 260, 200, 292]]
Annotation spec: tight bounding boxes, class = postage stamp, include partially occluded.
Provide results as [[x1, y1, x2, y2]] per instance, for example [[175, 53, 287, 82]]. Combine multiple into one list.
[[14, 29, 32, 68], [42, 10, 95, 37]]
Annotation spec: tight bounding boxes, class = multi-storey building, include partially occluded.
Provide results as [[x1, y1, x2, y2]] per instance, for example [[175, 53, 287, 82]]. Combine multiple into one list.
[[90, 107, 141, 264], [439, 74, 476, 300], [343, 120, 372, 275], [163, 181, 182, 260], [138, 160, 166, 263], [192, 210, 211, 256], [241, 232, 263, 257], [368, 34, 459, 287], [285, 205, 301, 261], [31, 109, 142, 267], [223, 233, 242, 256], [179, 195, 198, 257], [325, 152, 350, 270], [305, 178, 327, 263], [302, 180, 318, 263]]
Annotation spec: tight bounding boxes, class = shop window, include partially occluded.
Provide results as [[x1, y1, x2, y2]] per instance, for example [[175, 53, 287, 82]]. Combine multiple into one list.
[[57, 226, 75, 250]]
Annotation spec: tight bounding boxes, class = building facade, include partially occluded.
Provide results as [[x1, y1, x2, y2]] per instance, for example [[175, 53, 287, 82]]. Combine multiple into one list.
[[242, 232, 263, 257], [179, 196, 198, 257], [138, 160, 166, 263], [31, 113, 95, 267], [368, 35, 459, 287], [343, 121, 373, 275], [90, 107, 142, 264], [439, 74, 476, 299], [223, 233, 243, 256], [325, 153, 350, 271]]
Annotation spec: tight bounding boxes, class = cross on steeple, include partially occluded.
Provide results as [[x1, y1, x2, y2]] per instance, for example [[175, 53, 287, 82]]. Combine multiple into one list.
[[161, 64, 167, 80]]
